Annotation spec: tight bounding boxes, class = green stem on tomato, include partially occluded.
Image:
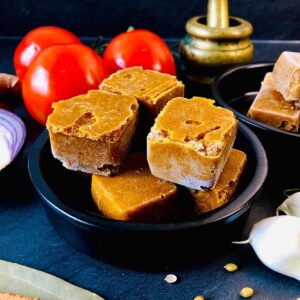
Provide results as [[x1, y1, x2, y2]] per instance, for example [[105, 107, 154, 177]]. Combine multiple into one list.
[[91, 35, 107, 56]]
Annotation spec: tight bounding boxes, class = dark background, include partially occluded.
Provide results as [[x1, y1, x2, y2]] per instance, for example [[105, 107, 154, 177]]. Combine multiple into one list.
[[1, 0, 300, 39], [2, 2, 300, 300]]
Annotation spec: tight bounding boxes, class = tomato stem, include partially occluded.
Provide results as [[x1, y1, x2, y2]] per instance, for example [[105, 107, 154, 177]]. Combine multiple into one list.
[[91, 35, 107, 56]]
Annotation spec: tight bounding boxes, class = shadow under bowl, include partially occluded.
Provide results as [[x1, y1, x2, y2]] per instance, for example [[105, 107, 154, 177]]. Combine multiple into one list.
[[28, 124, 267, 269], [212, 63, 300, 186]]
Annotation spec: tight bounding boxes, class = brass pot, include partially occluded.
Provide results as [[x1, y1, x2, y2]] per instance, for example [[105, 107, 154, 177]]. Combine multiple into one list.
[[180, 0, 254, 84]]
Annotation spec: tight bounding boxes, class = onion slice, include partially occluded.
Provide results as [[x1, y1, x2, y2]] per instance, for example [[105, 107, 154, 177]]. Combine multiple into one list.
[[0, 109, 26, 171], [0, 116, 16, 152], [0, 109, 24, 157]]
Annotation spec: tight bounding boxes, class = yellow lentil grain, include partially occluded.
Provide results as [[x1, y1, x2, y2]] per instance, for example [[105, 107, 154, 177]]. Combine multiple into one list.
[[240, 287, 254, 298], [194, 296, 204, 300], [224, 263, 238, 272]]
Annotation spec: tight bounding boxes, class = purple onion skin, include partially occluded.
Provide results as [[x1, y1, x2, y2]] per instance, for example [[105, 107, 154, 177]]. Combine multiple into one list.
[[0, 108, 26, 171]]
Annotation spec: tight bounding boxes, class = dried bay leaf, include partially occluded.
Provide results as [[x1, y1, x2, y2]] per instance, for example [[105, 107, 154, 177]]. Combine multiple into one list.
[[0, 260, 104, 300]]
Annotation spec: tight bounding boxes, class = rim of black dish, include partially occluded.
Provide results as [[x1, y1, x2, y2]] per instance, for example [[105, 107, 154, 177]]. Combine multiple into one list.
[[212, 62, 300, 139], [28, 125, 268, 232]]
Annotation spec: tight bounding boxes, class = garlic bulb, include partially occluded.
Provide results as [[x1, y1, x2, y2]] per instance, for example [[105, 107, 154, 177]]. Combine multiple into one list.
[[234, 216, 300, 281], [276, 192, 300, 217]]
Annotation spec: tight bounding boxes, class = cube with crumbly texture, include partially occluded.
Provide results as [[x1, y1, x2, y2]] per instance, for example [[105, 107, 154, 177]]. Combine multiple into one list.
[[99, 67, 184, 116], [190, 148, 247, 215], [273, 51, 300, 106], [46, 90, 138, 176], [147, 97, 238, 190], [248, 72, 300, 132], [91, 152, 177, 222]]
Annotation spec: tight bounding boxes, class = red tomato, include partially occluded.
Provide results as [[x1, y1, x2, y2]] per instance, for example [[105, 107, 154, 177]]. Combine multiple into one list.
[[22, 44, 107, 125], [103, 29, 176, 75], [14, 26, 81, 80]]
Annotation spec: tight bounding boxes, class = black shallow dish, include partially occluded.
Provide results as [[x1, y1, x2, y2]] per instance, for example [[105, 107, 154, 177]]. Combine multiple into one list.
[[28, 124, 267, 268], [212, 63, 300, 185]]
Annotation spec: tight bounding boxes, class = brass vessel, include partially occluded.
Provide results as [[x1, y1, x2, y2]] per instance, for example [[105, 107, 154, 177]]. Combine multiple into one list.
[[180, 0, 254, 83]]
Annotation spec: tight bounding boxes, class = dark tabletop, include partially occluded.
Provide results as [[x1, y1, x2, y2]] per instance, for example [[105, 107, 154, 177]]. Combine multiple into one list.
[[1, 38, 300, 300]]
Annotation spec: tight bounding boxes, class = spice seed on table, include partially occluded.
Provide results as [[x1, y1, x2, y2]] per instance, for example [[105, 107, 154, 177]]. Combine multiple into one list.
[[224, 263, 238, 272], [164, 274, 178, 284], [240, 287, 254, 298], [194, 295, 205, 300]]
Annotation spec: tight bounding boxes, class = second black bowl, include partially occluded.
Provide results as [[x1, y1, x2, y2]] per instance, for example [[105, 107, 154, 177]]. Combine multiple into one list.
[[212, 63, 300, 185]]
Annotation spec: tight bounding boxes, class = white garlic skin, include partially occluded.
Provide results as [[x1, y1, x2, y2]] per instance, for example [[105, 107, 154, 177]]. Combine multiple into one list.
[[249, 216, 300, 281], [276, 192, 300, 217]]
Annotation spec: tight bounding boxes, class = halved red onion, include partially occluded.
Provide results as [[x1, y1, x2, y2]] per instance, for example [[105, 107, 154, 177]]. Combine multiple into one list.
[[0, 108, 26, 171], [0, 109, 25, 157], [0, 116, 16, 152]]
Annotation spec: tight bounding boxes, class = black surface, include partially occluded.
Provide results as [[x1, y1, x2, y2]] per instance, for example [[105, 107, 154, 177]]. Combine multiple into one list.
[[2, 0, 300, 40], [1, 38, 300, 299]]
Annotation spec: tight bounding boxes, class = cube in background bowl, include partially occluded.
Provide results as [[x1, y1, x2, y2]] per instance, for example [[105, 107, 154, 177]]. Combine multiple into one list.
[[212, 63, 300, 187]]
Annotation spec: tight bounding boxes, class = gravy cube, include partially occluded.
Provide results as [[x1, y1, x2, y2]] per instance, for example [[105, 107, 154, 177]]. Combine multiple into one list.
[[248, 72, 300, 132], [190, 149, 247, 215], [100, 67, 184, 116], [147, 97, 238, 190], [46, 90, 138, 176], [91, 152, 177, 222], [273, 51, 300, 106]]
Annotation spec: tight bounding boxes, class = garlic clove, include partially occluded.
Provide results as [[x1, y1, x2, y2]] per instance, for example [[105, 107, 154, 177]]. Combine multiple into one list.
[[276, 192, 300, 216], [248, 216, 300, 281]]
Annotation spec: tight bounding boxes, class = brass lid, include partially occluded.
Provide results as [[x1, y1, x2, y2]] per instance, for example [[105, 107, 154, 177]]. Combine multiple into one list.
[[186, 16, 253, 40], [186, 0, 253, 40]]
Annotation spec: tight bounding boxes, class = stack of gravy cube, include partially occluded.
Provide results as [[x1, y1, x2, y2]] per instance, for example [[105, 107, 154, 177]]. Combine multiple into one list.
[[47, 67, 247, 222], [248, 52, 300, 132], [147, 97, 246, 216]]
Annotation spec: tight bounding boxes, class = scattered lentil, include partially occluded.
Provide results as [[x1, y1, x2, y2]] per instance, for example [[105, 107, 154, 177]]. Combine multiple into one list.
[[164, 274, 178, 284], [224, 263, 238, 272], [240, 287, 254, 298]]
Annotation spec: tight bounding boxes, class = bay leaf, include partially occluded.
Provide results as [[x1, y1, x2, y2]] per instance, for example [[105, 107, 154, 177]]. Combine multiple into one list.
[[0, 260, 104, 300]]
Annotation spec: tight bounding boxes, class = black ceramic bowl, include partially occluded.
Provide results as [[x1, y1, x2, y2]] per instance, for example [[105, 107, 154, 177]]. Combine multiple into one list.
[[212, 63, 300, 186], [28, 124, 267, 267]]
